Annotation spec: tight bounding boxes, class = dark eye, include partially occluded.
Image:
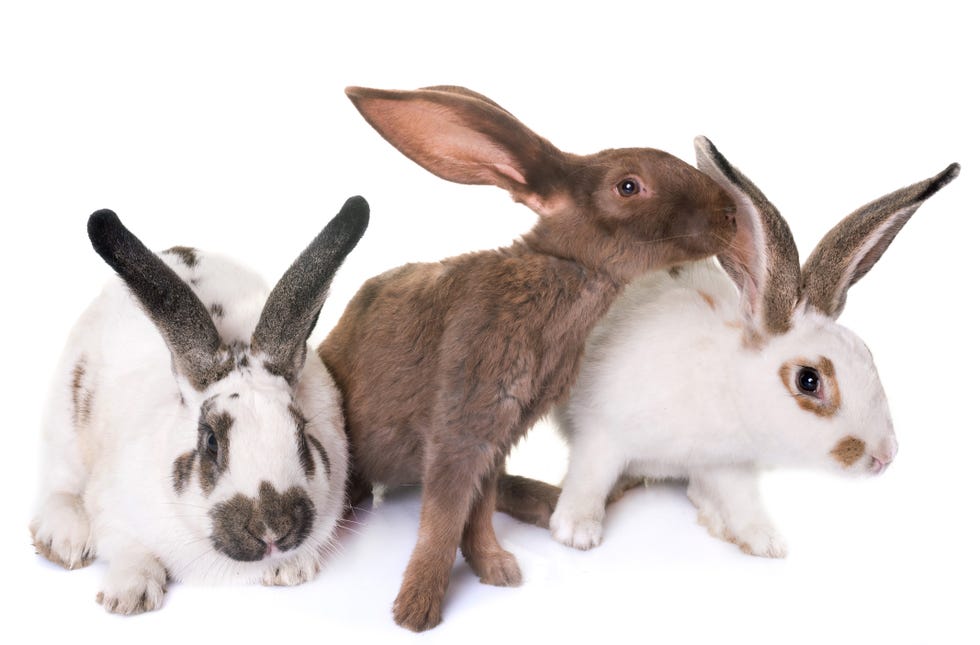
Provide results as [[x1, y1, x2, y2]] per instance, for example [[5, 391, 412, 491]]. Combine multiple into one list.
[[203, 427, 218, 456], [617, 178, 640, 197], [797, 367, 820, 394]]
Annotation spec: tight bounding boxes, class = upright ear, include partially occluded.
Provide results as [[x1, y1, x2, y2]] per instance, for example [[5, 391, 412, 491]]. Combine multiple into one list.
[[345, 86, 567, 213], [694, 137, 801, 338], [87, 210, 228, 391], [251, 196, 369, 385], [801, 163, 960, 319]]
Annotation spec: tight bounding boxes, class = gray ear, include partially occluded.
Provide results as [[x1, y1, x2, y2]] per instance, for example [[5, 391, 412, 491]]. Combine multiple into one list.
[[694, 137, 801, 338], [801, 163, 960, 319], [87, 210, 229, 391], [251, 196, 369, 384]]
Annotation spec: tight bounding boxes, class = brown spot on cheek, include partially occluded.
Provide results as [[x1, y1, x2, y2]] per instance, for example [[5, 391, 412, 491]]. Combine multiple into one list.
[[778, 356, 841, 418], [831, 436, 866, 467], [172, 451, 196, 494], [697, 290, 716, 310]]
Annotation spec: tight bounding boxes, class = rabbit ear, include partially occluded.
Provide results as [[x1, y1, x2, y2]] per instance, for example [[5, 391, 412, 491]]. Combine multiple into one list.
[[694, 137, 801, 339], [345, 86, 567, 215], [801, 163, 959, 319], [251, 196, 369, 385], [87, 210, 229, 391]]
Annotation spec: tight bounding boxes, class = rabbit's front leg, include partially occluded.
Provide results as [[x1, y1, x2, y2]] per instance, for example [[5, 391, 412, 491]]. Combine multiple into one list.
[[550, 438, 622, 550], [262, 551, 322, 587], [31, 492, 95, 570], [687, 466, 787, 558], [96, 543, 168, 614]]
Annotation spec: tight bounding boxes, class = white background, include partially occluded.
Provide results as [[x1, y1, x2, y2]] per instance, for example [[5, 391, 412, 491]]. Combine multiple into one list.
[[1, 1, 977, 643]]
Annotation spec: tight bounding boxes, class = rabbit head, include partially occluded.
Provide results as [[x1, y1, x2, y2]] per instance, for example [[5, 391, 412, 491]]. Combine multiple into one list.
[[86, 198, 368, 571], [695, 137, 959, 475], [345, 85, 737, 281]]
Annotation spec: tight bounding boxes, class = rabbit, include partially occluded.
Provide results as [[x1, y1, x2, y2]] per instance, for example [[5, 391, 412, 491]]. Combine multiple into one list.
[[318, 85, 737, 631], [29, 197, 369, 614], [535, 136, 959, 555]]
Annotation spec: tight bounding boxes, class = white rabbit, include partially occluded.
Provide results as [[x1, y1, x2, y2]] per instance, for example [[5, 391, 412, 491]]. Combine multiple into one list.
[[548, 138, 959, 555], [29, 197, 368, 613]]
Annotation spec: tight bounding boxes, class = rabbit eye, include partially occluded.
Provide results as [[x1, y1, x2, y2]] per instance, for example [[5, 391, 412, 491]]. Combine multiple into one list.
[[617, 178, 640, 197], [201, 425, 219, 457], [797, 367, 820, 394]]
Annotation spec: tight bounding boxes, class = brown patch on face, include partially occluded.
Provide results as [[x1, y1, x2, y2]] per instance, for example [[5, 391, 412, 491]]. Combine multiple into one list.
[[70, 357, 94, 429], [208, 482, 315, 561], [778, 356, 841, 417], [831, 436, 866, 467], [697, 290, 716, 310], [172, 451, 196, 494]]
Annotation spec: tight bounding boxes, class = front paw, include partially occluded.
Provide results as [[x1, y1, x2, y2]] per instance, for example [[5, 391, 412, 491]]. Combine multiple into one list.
[[733, 524, 788, 559], [262, 554, 322, 586], [30, 495, 94, 570], [97, 559, 167, 614], [550, 510, 603, 550], [393, 578, 444, 632], [466, 549, 522, 587]]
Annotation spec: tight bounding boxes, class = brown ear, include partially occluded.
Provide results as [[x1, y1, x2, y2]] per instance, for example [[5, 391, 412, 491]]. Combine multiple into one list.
[[801, 163, 959, 319], [345, 86, 567, 212], [694, 136, 801, 338]]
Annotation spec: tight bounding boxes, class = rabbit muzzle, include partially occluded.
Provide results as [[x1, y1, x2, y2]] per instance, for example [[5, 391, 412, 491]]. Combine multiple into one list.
[[208, 481, 316, 561]]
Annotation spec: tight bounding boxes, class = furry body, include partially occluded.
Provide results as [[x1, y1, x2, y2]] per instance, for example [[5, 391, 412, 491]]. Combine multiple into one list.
[[32, 201, 367, 613]]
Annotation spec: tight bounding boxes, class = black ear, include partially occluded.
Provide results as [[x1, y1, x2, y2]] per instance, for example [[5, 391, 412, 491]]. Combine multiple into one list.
[[251, 196, 369, 384], [87, 210, 229, 390], [801, 163, 960, 319]]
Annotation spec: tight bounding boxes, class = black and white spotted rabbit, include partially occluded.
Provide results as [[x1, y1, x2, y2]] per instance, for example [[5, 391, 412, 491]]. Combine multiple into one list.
[[30, 197, 368, 613]]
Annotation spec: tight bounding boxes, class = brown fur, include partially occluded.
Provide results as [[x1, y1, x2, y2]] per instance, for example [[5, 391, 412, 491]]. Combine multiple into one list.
[[320, 86, 736, 632], [778, 356, 842, 418], [70, 357, 94, 429], [831, 436, 867, 467]]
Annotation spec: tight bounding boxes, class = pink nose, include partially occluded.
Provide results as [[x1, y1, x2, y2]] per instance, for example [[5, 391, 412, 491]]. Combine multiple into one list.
[[870, 439, 898, 474]]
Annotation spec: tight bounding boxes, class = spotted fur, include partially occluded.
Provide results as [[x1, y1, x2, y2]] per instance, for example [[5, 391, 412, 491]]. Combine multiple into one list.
[[31, 198, 366, 614]]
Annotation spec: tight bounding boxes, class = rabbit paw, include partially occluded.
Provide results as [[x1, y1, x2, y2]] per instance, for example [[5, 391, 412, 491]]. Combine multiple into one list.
[[550, 511, 603, 550], [697, 510, 787, 559], [733, 524, 788, 559], [467, 549, 522, 587], [393, 576, 445, 632], [262, 554, 322, 587], [97, 558, 167, 615], [30, 494, 95, 570]]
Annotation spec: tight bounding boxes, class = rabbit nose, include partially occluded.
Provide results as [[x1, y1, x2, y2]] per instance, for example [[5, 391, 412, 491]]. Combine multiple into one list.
[[257, 482, 315, 552], [722, 203, 736, 221], [871, 438, 898, 475]]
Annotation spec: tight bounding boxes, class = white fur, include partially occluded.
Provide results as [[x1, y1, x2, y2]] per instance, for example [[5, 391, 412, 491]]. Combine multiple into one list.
[[31, 251, 349, 613], [550, 259, 897, 554]]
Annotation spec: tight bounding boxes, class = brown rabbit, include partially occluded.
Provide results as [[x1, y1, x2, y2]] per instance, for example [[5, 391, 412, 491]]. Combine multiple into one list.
[[319, 85, 736, 631]]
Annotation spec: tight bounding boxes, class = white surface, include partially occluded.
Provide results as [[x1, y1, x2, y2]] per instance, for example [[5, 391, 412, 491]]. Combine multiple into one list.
[[1, 1, 977, 643]]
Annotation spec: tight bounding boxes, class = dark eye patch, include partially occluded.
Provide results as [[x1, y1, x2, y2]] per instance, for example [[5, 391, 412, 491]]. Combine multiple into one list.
[[197, 398, 234, 496]]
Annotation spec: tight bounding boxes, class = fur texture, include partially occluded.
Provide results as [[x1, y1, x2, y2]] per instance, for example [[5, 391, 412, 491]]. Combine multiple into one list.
[[534, 138, 959, 553], [318, 86, 736, 631], [31, 198, 369, 613]]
